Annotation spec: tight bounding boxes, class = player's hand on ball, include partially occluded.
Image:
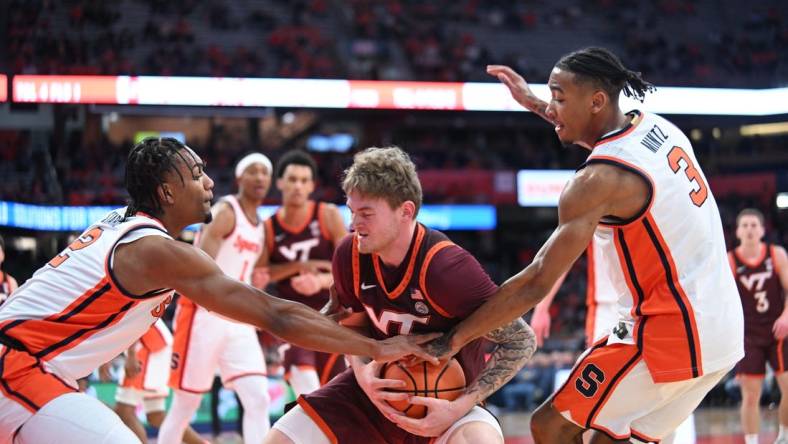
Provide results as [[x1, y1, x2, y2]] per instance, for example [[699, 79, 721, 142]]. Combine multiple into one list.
[[374, 333, 441, 364], [385, 395, 472, 437], [353, 358, 412, 419]]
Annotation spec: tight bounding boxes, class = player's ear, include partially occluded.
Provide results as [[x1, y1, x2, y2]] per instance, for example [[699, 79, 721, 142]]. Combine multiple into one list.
[[591, 90, 607, 114], [401, 201, 416, 220], [159, 184, 174, 205]]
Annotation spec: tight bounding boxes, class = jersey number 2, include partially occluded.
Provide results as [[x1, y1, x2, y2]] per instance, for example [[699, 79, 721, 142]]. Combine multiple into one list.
[[667, 146, 708, 207], [48, 227, 104, 268]]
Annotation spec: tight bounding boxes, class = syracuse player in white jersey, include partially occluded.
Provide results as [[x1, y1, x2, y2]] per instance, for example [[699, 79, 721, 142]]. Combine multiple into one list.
[[159, 152, 275, 444], [427, 48, 744, 443], [533, 232, 697, 443], [0, 137, 438, 444]]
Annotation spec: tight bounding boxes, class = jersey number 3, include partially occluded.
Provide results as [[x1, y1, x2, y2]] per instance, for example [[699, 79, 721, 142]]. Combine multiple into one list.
[[667, 146, 708, 207]]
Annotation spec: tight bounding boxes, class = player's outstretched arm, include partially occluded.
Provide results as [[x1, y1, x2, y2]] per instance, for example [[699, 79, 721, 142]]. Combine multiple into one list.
[[433, 166, 626, 358], [487, 65, 554, 125], [115, 237, 438, 363]]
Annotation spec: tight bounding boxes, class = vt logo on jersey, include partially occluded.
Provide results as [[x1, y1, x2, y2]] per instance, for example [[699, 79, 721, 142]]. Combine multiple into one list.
[[233, 235, 261, 254], [279, 238, 320, 261], [363, 304, 429, 335]]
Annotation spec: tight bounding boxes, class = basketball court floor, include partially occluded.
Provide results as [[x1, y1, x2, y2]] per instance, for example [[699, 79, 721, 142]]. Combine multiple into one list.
[[150, 406, 778, 443]]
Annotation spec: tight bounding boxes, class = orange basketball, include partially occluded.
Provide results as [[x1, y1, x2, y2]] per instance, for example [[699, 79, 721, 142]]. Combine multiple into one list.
[[380, 358, 466, 418]]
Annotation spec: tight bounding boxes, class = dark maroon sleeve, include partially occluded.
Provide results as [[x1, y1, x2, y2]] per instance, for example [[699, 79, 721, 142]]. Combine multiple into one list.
[[332, 235, 364, 312], [423, 245, 498, 319]]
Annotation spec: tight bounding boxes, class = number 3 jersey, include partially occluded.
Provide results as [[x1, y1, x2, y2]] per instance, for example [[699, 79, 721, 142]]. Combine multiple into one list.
[[729, 244, 784, 344], [333, 223, 498, 384], [582, 110, 743, 383]]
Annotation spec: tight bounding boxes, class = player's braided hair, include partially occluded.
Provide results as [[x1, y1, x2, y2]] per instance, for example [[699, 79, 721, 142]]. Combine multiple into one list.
[[124, 137, 192, 219], [275, 150, 318, 180], [556, 47, 655, 103]]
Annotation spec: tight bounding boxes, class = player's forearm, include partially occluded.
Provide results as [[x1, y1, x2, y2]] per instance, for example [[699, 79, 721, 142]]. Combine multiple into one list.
[[265, 298, 380, 358], [461, 319, 536, 405], [522, 94, 554, 126], [448, 267, 550, 352], [268, 262, 304, 282]]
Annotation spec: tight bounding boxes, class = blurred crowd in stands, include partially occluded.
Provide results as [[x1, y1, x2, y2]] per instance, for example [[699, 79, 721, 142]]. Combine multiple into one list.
[[6, 0, 786, 87]]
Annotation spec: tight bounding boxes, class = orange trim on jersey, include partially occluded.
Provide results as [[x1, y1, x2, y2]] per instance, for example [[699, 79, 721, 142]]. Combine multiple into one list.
[[372, 224, 426, 300], [590, 424, 631, 441], [552, 343, 641, 431], [631, 428, 661, 444], [613, 213, 703, 382], [139, 324, 168, 354], [264, 218, 275, 256], [593, 110, 643, 148], [224, 371, 267, 384], [779, 338, 786, 373], [0, 347, 77, 413], [585, 156, 656, 228], [727, 251, 737, 275], [0, 279, 140, 361], [169, 298, 198, 391], [352, 236, 360, 299], [276, 201, 316, 235], [586, 243, 597, 346], [734, 244, 768, 269], [297, 396, 339, 444], [317, 202, 332, 241], [771, 244, 782, 278], [320, 354, 340, 385], [418, 241, 455, 318]]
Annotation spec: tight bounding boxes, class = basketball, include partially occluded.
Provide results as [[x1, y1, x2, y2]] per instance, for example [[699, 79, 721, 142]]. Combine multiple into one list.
[[380, 358, 466, 419]]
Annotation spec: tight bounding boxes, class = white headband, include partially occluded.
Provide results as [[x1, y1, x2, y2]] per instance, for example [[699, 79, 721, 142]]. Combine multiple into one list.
[[235, 153, 273, 178]]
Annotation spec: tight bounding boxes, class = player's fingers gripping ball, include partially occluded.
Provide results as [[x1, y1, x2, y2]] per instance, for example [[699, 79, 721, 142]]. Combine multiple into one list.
[[380, 358, 466, 418]]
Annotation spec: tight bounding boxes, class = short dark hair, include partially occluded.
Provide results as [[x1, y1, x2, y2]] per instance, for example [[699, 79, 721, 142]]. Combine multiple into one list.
[[737, 208, 765, 227], [556, 47, 655, 103], [276, 150, 317, 180], [124, 137, 194, 219]]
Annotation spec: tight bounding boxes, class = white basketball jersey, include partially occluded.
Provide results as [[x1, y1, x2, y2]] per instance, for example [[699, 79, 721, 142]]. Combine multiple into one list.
[[210, 195, 264, 284], [587, 229, 619, 305], [0, 209, 174, 383], [585, 110, 743, 383]]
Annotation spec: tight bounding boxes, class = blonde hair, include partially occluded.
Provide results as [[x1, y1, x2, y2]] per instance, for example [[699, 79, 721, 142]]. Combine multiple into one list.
[[342, 146, 422, 215]]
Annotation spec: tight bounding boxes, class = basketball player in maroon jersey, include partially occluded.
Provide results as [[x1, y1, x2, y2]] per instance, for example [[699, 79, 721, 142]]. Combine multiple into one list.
[[730, 208, 788, 444], [0, 235, 18, 305], [264, 146, 535, 444], [262, 150, 348, 396]]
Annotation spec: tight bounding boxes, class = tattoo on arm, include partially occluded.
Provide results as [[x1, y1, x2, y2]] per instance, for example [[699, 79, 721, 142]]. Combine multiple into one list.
[[526, 96, 554, 126], [464, 318, 536, 403]]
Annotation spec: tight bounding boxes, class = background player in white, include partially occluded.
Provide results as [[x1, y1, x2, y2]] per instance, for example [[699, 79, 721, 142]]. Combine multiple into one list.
[[159, 152, 275, 444], [426, 48, 743, 443], [0, 137, 437, 444], [101, 320, 205, 444], [0, 235, 18, 305], [730, 208, 788, 444]]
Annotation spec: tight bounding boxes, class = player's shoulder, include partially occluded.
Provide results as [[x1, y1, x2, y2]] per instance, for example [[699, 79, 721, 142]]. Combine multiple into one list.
[[771, 244, 788, 261], [334, 232, 355, 258]]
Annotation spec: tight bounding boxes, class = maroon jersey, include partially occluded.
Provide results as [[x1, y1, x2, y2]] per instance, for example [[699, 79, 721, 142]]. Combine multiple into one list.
[[730, 244, 784, 344], [299, 224, 498, 443], [265, 201, 335, 310]]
